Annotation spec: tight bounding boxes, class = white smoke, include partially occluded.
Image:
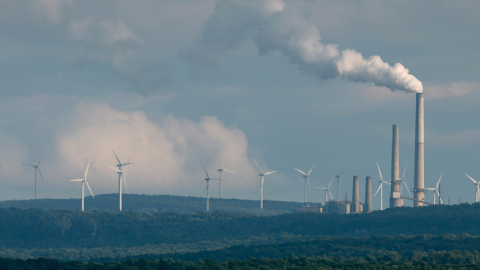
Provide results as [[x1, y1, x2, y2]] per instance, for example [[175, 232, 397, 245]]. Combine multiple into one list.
[[185, 0, 423, 93]]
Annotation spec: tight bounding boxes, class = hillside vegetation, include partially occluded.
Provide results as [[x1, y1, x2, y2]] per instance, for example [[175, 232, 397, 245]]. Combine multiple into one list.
[[0, 256, 478, 270], [0, 194, 304, 215], [0, 203, 480, 261]]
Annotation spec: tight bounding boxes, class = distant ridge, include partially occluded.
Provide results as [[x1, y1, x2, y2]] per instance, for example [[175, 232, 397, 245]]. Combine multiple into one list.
[[0, 194, 307, 215]]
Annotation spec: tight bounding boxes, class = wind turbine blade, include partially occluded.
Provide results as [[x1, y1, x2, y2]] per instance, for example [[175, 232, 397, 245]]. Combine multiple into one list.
[[123, 169, 128, 193], [109, 166, 121, 172], [85, 180, 94, 198], [313, 187, 327, 190], [465, 173, 478, 184], [402, 162, 407, 180], [328, 190, 333, 200], [23, 163, 36, 167], [112, 150, 122, 165], [252, 159, 264, 174], [37, 156, 43, 167], [436, 173, 443, 189], [403, 181, 412, 197], [38, 167, 45, 186], [308, 164, 315, 176], [223, 169, 236, 174], [0, 164, 3, 169], [339, 166, 353, 176], [326, 167, 337, 176], [201, 185, 208, 197], [295, 168, 307, 176], [436, 189, 442, 203], [264, 171, 276, 175], [84, 160, 90, 179], [217, 157, 222, 170], [201, 161, 210, 179], [70, 179, 84, 182], [328, 174, 335, 188], [374, 184, 382, 197], [376, 163, 384, 182]]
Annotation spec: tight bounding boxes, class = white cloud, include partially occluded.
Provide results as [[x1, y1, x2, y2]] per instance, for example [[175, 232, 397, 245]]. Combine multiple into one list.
[[46, 102, 258, 195]]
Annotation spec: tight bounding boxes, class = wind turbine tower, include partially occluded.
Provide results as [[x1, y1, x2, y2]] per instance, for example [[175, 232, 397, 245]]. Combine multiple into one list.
[[253, 159, 276, 209], [201, 161, 220, 211], [295, 165, 315, 203], [109, 150, 133, 211], [69, 160, 94, 211], [375, 163, 391, 210], [217, 158, 235, 198], [23, 157, 44, 199], [327, 166, 352, 200]]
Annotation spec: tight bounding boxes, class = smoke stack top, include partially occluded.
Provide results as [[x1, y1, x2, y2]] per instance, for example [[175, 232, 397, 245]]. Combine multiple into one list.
[[186, 0, 423, 94]]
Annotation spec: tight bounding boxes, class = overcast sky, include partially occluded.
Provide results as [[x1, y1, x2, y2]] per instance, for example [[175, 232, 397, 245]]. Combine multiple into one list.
[[0, 0, 479, 209]]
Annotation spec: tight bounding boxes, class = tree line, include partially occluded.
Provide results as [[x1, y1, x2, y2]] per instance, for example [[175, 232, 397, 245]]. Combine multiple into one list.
[[0, 256, 478, 270]]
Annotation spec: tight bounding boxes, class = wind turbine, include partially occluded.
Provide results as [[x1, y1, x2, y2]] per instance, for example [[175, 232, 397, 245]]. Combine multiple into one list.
[[217, 158, 235, 198], [253, 159, 276, 209], [23, 157, 44, 199], [374, 163, 391, 210], [69, 160, 94, 211], [109, 150, 133, 211], [313, 174, 335, 203], [201, 161, 220, 211], [424, 173, 443, 205], [326, 166, 352, 200], [464, 173, 480, 203], [397, 162, 412, 197], [295, 165, 315, 203]]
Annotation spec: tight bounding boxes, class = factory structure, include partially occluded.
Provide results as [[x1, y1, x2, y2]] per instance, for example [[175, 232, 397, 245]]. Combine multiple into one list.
[[298, 92, 430, 214]]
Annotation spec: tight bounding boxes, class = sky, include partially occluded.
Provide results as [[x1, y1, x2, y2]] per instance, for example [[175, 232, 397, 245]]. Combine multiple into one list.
[[0, 0, 479, 209]]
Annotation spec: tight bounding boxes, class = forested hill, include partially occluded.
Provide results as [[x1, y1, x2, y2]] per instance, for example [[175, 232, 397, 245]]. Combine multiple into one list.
[[1, 203, 480, 251], [0, 194, 305, 215]]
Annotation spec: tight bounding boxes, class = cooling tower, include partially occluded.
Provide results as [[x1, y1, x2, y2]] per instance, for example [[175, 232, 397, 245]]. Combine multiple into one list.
[[390, 124, 403, 207], [365, 176, 372, 213], [352, 176, 359, 213], [414, 93, 425, 206]]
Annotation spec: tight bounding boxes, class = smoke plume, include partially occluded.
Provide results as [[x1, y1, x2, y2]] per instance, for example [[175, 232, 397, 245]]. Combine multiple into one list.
[[185, 0, 423, 93]]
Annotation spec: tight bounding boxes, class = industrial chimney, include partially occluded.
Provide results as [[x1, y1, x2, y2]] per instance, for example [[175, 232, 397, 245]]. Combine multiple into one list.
[[390, 124, 403, 207], [352, 176, 359, 213], [365, 176, 372, 213], [414, 93, 425, 206]]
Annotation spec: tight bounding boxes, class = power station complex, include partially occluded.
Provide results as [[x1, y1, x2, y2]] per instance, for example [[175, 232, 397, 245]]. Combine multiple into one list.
[[298, 93, 429, 214]]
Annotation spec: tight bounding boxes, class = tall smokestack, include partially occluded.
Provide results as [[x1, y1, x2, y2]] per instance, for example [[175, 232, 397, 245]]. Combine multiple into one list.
[[414, 93, 425, 206], [352, 176, 359, 213], [390, 124, 403, 207], [365, 176, 372, 213]]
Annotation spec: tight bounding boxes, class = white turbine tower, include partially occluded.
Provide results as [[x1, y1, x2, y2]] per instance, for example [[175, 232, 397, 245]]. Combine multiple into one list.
[[217, 158, 235, 198], [23, 157, 45, 199], [69, 160, 94, 211], [326, 166, 352, 200], [464, 173, 480, 203], [375, 163, 391, 210], [109, 150, 133, 211], [201, 161, 220, 211], [295, 165, 315, 203], [313, 174, 335, 203], [253, 159, 276, 209]]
